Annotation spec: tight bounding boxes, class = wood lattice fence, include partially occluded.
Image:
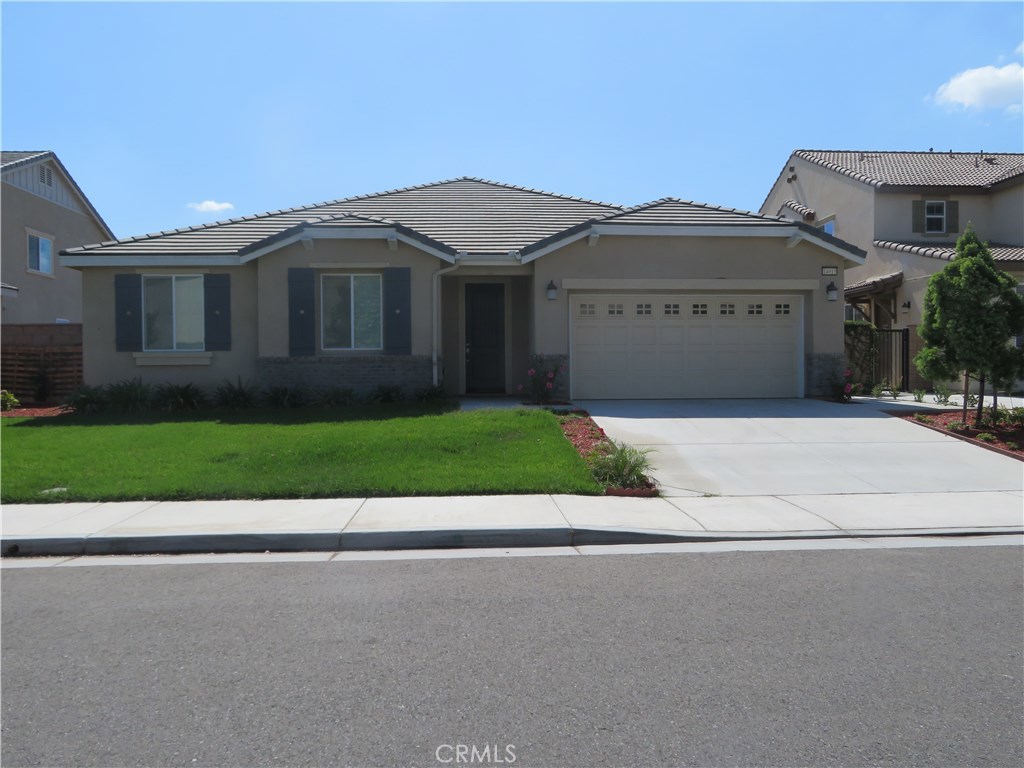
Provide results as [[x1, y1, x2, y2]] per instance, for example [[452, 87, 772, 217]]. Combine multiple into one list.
[[1, 324, 83, 403]]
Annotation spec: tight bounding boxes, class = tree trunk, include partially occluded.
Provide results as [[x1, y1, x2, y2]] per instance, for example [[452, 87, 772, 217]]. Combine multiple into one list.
[[992, 379, 999, 420], [962, 370, 970, 424], [975, 373, 986, 426]]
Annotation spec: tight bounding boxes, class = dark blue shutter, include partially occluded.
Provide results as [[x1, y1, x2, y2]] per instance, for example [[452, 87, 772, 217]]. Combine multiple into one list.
[[114, 274, 143, 352], [204, 274, 231, 351], [288, 268, 315, 356], [383, 267, 411, 355]]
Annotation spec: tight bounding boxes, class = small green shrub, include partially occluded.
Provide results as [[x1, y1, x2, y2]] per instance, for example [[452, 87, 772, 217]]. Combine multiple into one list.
[[367, 384, 404, 404], [933, 383, 952, 405], [414, 385, 448, 403], [65, 385, 107, 414], [1005, 441, 1019, 451], [0, 390, 20, 411], [105, 378, 153, 413], [152, 382, 206, 411], [264, 385, 307, 408], [959, 393, 979, 408], [913, 413, 932, 423], [1005, 408, 1024, 428], [947, 421, 968, 432], [517, 355, 566, 404], [870, 383, 885, 398], [214, 377, 262, 409], [912, 390, 926, 403], [976, 432, 996, 442], [313, 386, 357, 407], [587, 440, 654, 489]]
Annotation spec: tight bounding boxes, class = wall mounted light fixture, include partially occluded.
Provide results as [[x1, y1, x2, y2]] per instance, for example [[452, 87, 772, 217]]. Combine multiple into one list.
[[825, 281, 839, 302], [901, 300, 911, 313], [546, 280, 558, 301]]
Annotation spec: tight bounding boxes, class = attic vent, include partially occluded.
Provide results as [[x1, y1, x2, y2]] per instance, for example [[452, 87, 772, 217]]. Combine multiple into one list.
[[38, 166, 53, 187]]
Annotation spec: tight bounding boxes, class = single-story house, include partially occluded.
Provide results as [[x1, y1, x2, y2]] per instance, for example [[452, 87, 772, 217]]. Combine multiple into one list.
[[61, 177, 865, 399]]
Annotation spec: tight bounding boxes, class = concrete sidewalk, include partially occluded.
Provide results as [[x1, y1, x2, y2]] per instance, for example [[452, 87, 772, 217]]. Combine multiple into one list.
[[3, 490, 1022, 558]]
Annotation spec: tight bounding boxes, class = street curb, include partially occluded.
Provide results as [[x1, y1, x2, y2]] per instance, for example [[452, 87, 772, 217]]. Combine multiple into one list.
[[3, 525, 1022, 558]]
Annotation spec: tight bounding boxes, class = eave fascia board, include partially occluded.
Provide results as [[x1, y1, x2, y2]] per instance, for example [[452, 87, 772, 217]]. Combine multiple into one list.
[[60, 254, 240, 268], [234, 227, 456, 264], [591, 224, 796, 238], [520, 229, 592, 264]]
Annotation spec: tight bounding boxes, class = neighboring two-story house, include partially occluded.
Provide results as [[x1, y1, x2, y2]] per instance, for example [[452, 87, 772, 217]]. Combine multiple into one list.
[[761, 150, 1024, 388], [1, 151, 114, 400]]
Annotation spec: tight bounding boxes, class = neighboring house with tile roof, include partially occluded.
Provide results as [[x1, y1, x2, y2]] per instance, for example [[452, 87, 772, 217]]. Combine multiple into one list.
[[62, 177, 864, 399], [761, 150, 1024, 388], [2, 151, 115, 400]]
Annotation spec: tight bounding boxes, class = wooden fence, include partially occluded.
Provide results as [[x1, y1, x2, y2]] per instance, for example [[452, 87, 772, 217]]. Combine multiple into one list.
[[1, 324, 83, 403]]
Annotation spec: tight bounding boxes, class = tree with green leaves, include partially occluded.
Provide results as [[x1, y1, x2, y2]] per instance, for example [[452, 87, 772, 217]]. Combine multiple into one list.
[[914, 224, 1024, 425]]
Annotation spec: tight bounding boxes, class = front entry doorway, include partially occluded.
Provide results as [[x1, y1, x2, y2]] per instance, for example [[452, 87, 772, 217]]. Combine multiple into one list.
[[465, 283, 505, 393]]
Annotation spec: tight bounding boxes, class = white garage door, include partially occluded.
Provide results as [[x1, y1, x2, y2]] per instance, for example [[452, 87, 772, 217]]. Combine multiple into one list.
[[571, 294, 803, 399]]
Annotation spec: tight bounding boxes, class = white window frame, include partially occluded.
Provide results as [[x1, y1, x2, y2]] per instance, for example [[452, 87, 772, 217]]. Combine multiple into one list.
[[817, 217, 836, 236], [925, 201, 946, 234], [320, 273, 384, 351], [26, 229, 55, 275], [142, 274, 206, 352]]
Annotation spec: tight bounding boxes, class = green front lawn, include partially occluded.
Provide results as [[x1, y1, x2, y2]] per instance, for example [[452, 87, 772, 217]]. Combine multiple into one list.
[[0, 405, 602, 502]]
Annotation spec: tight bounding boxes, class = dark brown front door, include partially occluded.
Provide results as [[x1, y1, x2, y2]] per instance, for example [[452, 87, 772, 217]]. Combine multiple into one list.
[[465, 283, 505, 393]]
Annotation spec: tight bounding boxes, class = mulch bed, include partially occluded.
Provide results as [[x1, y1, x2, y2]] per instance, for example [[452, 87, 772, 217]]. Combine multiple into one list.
[[1, 405, 70, 418], [556, 409, 659, 496], [899, 410, 1024, 460]]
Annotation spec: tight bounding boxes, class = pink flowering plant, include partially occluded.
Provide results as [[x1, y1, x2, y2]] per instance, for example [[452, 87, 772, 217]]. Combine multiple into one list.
[[518, 355, 567, 404], [835, 367, 854, 403]]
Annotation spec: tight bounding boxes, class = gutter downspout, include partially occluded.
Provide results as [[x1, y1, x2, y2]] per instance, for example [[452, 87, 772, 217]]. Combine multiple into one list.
[[432, 257, 461, 387]]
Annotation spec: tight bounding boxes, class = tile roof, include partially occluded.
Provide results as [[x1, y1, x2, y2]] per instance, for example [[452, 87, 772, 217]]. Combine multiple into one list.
[[874, 240, 1024, 263], [779, 200, 816, 220], [598, 198, 793, 227], [845, 271, 904, 299], [65, 177, 621, 258], [794, 150, 1024, 189], [1, 151, 50, 169]]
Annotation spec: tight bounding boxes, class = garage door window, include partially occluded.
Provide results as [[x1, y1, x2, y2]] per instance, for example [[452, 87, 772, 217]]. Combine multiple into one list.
[[664, 303, 680, 315], [579, 303, 596, 316], [691, 303, 708, 316], [747, 304, 764, 316], [608, 304, 623, 315], [720, 303, 735, 316], [636, 303, 652, 316], [775, 303, 791, 315]]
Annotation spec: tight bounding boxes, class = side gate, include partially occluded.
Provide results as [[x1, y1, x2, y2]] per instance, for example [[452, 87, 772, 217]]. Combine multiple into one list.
[[876, 328, 910, 391]]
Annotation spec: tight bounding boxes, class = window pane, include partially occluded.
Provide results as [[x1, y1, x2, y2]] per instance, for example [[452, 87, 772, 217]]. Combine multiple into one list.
[[28, 236, 40, 271], [144, 277, 174, 350], [174, 276, 205, 351], [352, 275, 382, 349], [323, 276, 352, 348], [925, 202, 944, 216], [38, 238, 52, 272]]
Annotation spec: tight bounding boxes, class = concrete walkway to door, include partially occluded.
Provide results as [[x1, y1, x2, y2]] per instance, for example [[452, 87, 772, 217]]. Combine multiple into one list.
[[581, 397, 1023, 531]]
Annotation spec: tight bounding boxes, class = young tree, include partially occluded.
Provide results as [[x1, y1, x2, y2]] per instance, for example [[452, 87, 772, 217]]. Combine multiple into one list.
[[914, 224, 1024, 425]]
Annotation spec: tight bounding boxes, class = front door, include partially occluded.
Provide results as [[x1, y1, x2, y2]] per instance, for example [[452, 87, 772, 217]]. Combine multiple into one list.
[[465, 283, 505, 393]]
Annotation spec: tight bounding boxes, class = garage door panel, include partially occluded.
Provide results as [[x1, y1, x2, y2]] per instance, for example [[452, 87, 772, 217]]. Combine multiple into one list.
[[572, 294, 801, 399]]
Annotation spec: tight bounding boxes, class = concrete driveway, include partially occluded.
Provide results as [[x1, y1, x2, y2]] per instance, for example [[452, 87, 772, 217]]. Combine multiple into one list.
[[582, 398, 1024, 499]]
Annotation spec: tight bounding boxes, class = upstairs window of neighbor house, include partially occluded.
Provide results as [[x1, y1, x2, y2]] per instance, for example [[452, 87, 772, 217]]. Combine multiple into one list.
[[925, 201, 946, 233], [321, 274, 382, 350], [819, 218, 836, 236], [27, 232, 54, 274], [142, 275, 205, 351]]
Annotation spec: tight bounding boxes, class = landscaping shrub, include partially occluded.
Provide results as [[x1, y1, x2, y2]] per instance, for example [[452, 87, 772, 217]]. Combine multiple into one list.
[[264, 385, 307, 408], [152, 382, 207, 411], [587, 440, 654, 489], [976, 432, 996, 442], [313, 386, 358, 407], [933, 382, 953, 405], [105, 378, 154, 413], [65, 385, 107, 414], [912, 390, 926, 403], [367, 384, 404, 404], [1006, 408, 1024, 428], [913, 413, 932, 423], [1, 390, 19, 411], [516, 355, 566, 404], [870, 383, 885, 398], [214, 377, 262, 408], [414, 385, 449, 403]]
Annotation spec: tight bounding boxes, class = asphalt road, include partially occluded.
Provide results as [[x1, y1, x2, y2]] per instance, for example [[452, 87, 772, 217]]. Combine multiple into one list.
[[2, 545, 1022, 768]]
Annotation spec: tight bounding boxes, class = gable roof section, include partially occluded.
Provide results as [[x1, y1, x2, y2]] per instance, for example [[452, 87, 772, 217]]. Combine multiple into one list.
[[63, 177, 621, 260], [2, 150, 115, 240], [793, 150, 1024, 189], [875, 240, 1024, 263]]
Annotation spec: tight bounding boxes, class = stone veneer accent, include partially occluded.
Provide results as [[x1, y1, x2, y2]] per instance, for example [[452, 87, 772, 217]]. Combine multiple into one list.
[[805, 352, 845, 398], [257, 355, 432, 396]]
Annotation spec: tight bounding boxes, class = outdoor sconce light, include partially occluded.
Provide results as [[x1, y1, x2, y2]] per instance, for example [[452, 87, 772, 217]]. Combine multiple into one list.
[[825, 281, 839, 302], [546, 280, 558, 301], [901, 300, 911, 313]]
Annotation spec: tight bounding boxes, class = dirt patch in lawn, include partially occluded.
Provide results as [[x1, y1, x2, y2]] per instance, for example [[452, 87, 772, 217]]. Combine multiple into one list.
[[899, 410, 1024, 460]]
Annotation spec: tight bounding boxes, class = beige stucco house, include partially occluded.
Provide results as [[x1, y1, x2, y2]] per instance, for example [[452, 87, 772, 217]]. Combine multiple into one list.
[[61, 178, 864, 399], [761, 150, 1024, 387], [1, 151, 114, 324]]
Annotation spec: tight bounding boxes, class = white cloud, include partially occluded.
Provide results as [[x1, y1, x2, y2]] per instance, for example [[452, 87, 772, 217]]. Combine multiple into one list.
[[935, 63, 1024, 112], [187, 200, 234, 213], [1016, 41, 1023, 56]]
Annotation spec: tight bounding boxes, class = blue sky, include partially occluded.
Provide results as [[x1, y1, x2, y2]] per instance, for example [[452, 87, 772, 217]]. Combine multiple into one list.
[[3, 2, 1022, 240]]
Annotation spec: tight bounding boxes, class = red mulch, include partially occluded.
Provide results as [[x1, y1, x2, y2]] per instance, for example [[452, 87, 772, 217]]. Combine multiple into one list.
[[1, 405, 70, 418], [558, 411, 608, 458], [901, 410, 1024, 458]]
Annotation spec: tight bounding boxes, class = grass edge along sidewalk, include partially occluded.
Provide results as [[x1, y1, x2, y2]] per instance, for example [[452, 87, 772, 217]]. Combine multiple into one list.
[[1, 405, 602, 502]]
